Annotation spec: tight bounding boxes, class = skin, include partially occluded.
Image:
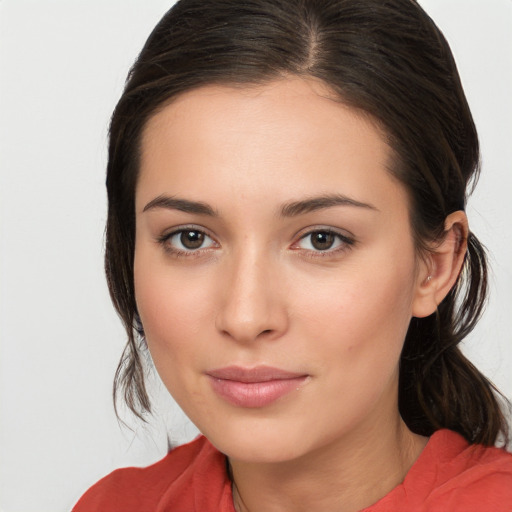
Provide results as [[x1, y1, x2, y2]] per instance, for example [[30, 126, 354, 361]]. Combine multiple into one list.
[[134, 78, 467, 512]]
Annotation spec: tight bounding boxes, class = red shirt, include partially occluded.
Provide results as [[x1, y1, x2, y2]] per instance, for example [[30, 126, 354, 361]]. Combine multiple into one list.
[[73, 429, 512, 511]]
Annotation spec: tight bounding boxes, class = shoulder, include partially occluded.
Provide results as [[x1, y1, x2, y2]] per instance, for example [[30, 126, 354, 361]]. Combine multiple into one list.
[[72, 435, 233, 512], [367, 429, 512, 512], [422, 430, 512, 510]]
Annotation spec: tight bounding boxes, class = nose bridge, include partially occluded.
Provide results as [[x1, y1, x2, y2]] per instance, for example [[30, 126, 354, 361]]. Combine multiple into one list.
[[215, 242, 286, 343]]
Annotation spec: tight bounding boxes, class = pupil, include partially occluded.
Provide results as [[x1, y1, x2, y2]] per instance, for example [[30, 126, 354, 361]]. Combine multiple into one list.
[[312, 231, 334, 250], [181, 230, 204, 249]]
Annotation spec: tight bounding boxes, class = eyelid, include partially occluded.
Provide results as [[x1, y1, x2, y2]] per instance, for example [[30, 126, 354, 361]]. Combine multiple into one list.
[[155, 224, 355, 258], [156, 224, 219, 255], [290, 226, 356, 254]]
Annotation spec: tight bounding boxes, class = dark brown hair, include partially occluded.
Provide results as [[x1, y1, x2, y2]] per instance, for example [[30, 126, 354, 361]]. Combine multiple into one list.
[[106, 0, 509, 445]]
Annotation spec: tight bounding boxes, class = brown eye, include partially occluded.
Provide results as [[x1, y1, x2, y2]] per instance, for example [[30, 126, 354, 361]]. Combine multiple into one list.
[[294, 229, 354, 254], [162, 228, 216, 253], [310, 231, 336, 250], [180, 230, 205, 249]]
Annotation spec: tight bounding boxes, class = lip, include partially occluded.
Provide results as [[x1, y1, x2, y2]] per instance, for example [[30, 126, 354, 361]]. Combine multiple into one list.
[[206, 365, 308, 408]]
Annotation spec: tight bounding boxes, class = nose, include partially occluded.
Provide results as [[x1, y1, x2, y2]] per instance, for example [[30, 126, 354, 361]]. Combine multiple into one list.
[[215, 248, 288, 344]]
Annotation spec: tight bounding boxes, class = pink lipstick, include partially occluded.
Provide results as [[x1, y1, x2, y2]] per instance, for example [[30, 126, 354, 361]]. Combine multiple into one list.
[[206, 366, 308, 408]]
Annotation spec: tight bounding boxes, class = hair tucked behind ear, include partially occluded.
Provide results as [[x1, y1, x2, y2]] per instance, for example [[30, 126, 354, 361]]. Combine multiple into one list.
[[400, 233, 509, 445], [106, 0, 509, 443]]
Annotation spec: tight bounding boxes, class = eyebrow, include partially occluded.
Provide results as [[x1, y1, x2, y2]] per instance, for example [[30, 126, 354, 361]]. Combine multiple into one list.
[[280, 194, 378, 217], [142, 195, 218, 216], [142, 193, 377, 217]]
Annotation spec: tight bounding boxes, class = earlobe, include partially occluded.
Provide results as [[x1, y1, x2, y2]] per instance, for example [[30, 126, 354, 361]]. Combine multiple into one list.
[[412, 211, 468, 318]]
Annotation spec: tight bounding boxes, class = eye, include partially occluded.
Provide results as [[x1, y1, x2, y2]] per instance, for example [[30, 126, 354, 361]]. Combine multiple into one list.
[[294, 229, 354, 253], [161, 228, 217, 253]]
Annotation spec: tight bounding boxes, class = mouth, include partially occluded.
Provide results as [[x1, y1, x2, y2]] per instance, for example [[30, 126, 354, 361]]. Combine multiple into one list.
[[206, 365, 309, 408]]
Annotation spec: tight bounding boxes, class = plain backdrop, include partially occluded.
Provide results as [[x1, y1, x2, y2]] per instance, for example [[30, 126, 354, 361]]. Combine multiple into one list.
[[0, 1, 511, 511]]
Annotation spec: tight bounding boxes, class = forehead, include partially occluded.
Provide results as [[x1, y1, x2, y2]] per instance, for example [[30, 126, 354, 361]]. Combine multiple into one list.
[[137, 78, 406, 216], [141, 78, 384, 157]]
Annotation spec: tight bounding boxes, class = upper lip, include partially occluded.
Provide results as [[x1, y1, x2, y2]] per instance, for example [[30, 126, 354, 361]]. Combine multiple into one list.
[[206, 365, 307, 383]]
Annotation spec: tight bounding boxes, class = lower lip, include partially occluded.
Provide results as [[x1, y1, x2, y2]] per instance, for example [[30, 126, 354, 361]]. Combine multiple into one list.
[[208, 376, 308, 408]]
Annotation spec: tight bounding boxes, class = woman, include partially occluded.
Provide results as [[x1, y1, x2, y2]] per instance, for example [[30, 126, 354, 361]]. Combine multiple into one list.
[[73, 0, 512, 510]]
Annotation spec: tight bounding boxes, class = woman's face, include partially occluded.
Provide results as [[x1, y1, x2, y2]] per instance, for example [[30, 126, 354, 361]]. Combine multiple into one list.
[[134, 78, 426, 462]]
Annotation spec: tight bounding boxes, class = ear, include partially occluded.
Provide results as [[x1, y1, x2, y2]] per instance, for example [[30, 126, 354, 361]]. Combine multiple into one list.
[[412, 211, 468, 318]]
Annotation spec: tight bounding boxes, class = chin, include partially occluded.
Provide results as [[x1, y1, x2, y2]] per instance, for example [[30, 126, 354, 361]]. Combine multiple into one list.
[[195, 414, 319, 464], [213, 434, 304, 464]]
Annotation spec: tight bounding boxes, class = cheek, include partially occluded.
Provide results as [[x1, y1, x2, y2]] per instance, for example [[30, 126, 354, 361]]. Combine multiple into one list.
[[294, 251, 417, 372], [134, 268, 217, 423], [133, 255, 211, 371]]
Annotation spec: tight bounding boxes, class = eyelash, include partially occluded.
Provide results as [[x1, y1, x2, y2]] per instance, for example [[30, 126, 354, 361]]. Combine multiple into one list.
[[156, 226, 218, 258], [156, 226, 355, 258], [292, 228, 355, 258]]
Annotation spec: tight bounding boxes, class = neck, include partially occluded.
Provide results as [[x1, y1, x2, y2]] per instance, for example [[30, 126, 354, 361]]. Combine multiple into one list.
[[229, 416, 427, 512]]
